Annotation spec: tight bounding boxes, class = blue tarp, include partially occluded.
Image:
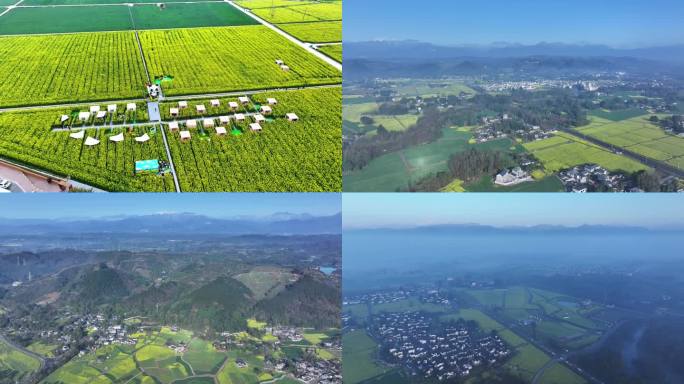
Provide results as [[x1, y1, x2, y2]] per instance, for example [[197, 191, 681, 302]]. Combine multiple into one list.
[[135, 159, 159, 173]]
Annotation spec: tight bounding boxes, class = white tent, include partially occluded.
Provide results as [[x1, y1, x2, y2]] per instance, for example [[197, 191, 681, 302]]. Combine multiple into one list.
[[90, 105, 100, 113], [60, 115, 70, 123], [254, 114, 266, 123], [275, 59, 284, 65], [178, 101, 188, 109], [229, 101, 239, 110], [180, 130, 191, 141], [78, 112, 91, 121], [215, 126, 227, 135], [238, 96, 250, 105], [267, 98, 278, 105], [126, 103, 136, 111], [135, 133, 150, 143], [234, 113, 245, 121], [210, 99, 220, 107], [168, 121, 179, 131], [96, 111, 107, 119], [70, 130, 85, 139], [286, 113, 299, 122], [84, 136, 100, 146], [260, 105, 273, 115], [219, 115, 231, 124], [109, 133, 124, 142], [250, 123, 262, 132], [203, 118, 215, 127], [196, 104, 206, 114], [170, 108, 179, 117], [107, 104, 117, 113], [280, 65, 290, 71], [186, 119, 197, 129]]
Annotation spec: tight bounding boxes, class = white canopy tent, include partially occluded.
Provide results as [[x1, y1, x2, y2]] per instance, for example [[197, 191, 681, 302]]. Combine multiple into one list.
[[126, 103, 136, 111], [109, 133, 124, 142], [254, 114, 266, 123], [186, 119, 197, 129], [203, 118, 215, 127], [60, 115, 70, 123], [170, 107, 179, 117], [78, 112, 90, 121], [135, 133, 150, 143], [70, 130, 85, 139], [286, 113, 299, 122], [215, 126, 227, 135], [210, 99, 220, 107], [107, 104, 117, 113], [178, 101, 188, 109], [267, 98, 278, 105], [260, 105, 272, 115], [84, 136, 100, 146], [234, 113, 245, 122], [219, 115, 231, 124], [238, 96, 250, 105], [250, 123, 262, 132], [196, 104, 206, 114], [180, 130, 191, 141], [89, 105, 100, 113], [96, 111, 107, 119], [229, 101, 239, 110], [168, 121, 179, 131]]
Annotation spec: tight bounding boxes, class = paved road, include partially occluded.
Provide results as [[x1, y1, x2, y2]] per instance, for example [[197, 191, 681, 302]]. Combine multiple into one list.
[[226, 0, 342, 71]]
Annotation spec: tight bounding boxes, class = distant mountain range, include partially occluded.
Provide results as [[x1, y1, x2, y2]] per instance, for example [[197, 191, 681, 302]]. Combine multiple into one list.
[[345, 40, 684, 62], [0, 212, 342, 235], [346, 223, 684, 235]]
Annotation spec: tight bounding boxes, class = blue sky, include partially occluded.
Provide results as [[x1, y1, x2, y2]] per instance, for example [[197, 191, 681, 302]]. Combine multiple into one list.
[[344, 0, 684, 47], [343, 194, 684, 229], [0, 193, 341, 219]]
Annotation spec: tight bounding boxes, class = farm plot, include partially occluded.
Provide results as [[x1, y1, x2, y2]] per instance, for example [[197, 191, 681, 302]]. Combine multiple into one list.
[[165, 87, 341, 192], [235, 268, 297, 299], [138, 26, 341, 97], [0, 32, 146, 107], [578, 115, 684, 169], [524, 132, 648, 173], [24, 0, 198, 4], [277, 21, 341, 43], [249, 2, 341, 23], [342, 330, 389, 384], [318, 44, 342, 62], [0, 107, 174, 192], [0, 339, 41, 383], [130, 3, 258, 30]]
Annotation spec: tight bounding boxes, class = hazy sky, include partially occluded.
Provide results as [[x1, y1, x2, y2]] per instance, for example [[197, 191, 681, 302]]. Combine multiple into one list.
[[344, 0, 684, 47], [0, 193, 341, 219], [343, 194, 684, 229]]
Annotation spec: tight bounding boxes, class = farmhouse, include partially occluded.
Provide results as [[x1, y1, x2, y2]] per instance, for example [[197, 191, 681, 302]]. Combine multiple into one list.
[[260, 105, 272, 115], [250, 123, 262, 132], [215, 126, 227, 136], [494, 167, 532, 186], [168, 121, 179, 131], [286, 113, 299, 122], [180, 130, 191, 141]]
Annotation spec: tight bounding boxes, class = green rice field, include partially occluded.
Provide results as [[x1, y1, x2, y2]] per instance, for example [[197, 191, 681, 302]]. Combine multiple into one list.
[[318, 44, 342, 62], [0, 339, 41, 383]]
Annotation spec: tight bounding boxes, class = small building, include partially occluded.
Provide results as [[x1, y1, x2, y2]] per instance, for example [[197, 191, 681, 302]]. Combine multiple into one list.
[[267, 98, 278, 105], [275, 59, 284, 65], [168, 121, 179, 131], [180, 130, 191, 141], [196, 104, 206, 114], [254, 114, 266, 123], [126, 103, 137, 112], [178, 101, 188, 109], [260, 105, 272, 115], [229, 101, 239, 110], [219, 115, 231, 124], [238, 96, 250, 105], [107, 104, 117, 113], [286, 113, 299, 122], [78, 111, 91, 121], [60, 115, 70, 123], [210, 99, 220, 107], [280, 65, 290, 71], [234, 113, 245, 122], [203, 118, 215, 128], [215, 126, 227, 136], [170, 108, 179, 117], [96, 111, 107, 119], [90, 105, 100, 114], [250, 123, 262, 132], [186, 119, 197, 129]]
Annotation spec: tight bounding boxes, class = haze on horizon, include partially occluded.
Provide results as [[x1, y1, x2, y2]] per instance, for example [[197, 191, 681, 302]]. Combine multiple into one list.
[[344, 0, 684, 48], [343, 194, 684, 229]]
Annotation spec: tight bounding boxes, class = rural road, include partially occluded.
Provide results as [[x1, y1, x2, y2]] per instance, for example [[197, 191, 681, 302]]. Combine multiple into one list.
[[226, 0, 342, 71], [0, 332, 46, 370]]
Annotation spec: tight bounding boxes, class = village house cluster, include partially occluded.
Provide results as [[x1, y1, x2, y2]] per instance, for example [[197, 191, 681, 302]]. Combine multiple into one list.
[[558, 164, 626, 192], [343, 290, 413, 306], [294, 358, 342, 384], [370, 312, 511, 381]]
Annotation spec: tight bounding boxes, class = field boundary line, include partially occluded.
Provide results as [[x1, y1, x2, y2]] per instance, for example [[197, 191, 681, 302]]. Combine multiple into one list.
[[16, 0, 223, 7], [158, 122, 181, 192], [225, 0, 342, 71], [0, 0, 25, 17]]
